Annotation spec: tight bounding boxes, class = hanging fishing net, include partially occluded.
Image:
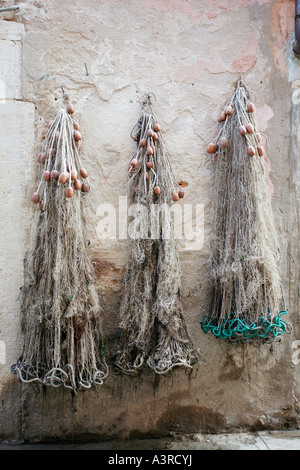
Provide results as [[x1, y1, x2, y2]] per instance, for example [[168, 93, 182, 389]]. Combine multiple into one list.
[[11, 93, 108, 391], [201, 79, 291, 343], [115, 93, 198, 374]]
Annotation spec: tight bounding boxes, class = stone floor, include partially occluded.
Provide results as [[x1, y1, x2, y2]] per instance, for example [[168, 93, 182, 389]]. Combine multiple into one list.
[[1, 430, 300, 450]]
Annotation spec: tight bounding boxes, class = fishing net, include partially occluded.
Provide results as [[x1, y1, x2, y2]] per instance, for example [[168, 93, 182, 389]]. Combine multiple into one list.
[[201, 79, 291, 343], [115, 93, 198, 374], [11, 93, 108, 391]]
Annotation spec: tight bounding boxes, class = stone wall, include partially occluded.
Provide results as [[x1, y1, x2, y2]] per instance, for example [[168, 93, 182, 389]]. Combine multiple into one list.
[[1, 0, 300, 442]]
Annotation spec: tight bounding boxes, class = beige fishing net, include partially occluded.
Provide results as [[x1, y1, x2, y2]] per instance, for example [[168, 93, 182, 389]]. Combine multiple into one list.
[[115, 94, 198, 374], [201, 79, 291, 343], [12, 94, 108, 391]]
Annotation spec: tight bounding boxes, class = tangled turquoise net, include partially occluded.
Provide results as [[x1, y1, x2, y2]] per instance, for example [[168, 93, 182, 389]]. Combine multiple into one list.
[[200, 310, 290, 342]]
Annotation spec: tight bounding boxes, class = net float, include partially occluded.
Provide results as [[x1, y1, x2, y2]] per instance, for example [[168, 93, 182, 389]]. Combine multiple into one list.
[[58, 171, 69, 184], [67, 103, 75, 114], [239, 125, 247, 135], [81, 183, 90, 193], [38, 152, 47, 164], [147, 129, 154, 137], [247, 145, 255, 157], [65, 186, 74, 198], [71, 169, 78, 180], [51, 170, 59, 180], [257, 146, 264, 157], [43, 170, 51, 182], [246, 123, 254, 134], [74, 179, 82, 191], [32, 192, 40, 203], [147, 147, 154, 156], [74, 130, 82, 141], [80, 168, 88, 178], [207, 143, 218, 154], [220, 137, 228, 148], [130, 158, 138, 167]]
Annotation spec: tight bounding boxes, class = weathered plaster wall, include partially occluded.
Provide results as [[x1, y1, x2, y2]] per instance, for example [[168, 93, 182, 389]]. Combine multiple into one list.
[[1, 0, 300, 442]]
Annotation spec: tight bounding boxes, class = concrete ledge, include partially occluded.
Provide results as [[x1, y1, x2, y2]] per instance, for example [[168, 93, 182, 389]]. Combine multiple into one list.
[[1, 430, 300, 450]]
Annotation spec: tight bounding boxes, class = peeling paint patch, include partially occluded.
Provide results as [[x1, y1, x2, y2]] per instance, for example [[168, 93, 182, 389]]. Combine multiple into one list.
[[231, 24, 260, 74], [272, 0, 294, 43], [140, 0, 201, 20], [268, 1, 294, 77], [256, 103, 274, 132], [206, 11, 218, 19], [231, 54, 258, 73]]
